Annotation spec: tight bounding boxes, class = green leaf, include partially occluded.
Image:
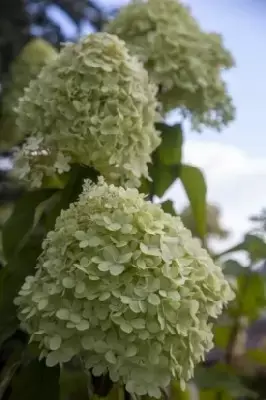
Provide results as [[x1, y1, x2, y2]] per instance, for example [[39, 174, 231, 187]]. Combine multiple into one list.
[[142, 123, 183, 197], [42, 172, 69, 189], [2, 189, 56, 260], [222, 259, 247, 277], [60, 368, 89, 400], [170, 380, 190, 400], [139, 177, 151, 195], [9, 360, 60, 400], [0, 340, 24, 399], [213, 325, 233, 349], [194, 365, 256, 397], [0, 243, 41, 345], [198, 390, 232, 400], [161, 200, 176, 216], [180, 164, 207, 239], [108, 385, 124, 400], [247, 349, 266, 366], [151, 163, 181, 198], [215, 234, 266, 262], [156, 122, 183, 165], [235, 272, 266, 318]]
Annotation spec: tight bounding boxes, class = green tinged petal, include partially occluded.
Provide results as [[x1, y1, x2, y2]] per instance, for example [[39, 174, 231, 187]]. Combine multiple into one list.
[[15, 178, 235, 396], [13, 33, 160, 188], [106, 0, 235, 131]]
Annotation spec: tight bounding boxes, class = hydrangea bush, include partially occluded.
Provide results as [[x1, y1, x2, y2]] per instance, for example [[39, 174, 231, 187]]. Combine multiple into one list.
[[0, 1, 237, 398], [15, 178, 234, 397], [0, 39, 57, 150], [13, 33, 160, 188], [106, 0, 235, 130]]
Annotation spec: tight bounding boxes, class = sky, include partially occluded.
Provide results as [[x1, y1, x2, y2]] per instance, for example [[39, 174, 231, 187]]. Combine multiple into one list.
[[167, 0, 266, 254], [2, 0, 265, 258], [94, 0, 266, 256]]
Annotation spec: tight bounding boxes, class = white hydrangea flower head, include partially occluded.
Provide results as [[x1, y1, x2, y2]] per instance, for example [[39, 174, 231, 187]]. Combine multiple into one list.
[[106, 0, 235, 131], [0, 39, 58, 150], [15, 178, 235, 397], [13, 33, 160, 188]]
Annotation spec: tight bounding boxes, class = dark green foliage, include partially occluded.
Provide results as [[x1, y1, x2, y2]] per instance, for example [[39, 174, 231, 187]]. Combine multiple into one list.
[[8, 360, 60, 400], [2, 189, 57, 261], [0, 243, 41, 346]]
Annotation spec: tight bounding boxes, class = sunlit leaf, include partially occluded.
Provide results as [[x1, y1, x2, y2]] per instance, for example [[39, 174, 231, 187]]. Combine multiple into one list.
[[198, 390, 231, 400], [170, 379, 190, 400], [246, 349, 266, 366]]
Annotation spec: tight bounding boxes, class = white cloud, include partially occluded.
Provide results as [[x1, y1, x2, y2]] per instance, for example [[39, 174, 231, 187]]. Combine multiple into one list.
[[165, 140, 266, 258]]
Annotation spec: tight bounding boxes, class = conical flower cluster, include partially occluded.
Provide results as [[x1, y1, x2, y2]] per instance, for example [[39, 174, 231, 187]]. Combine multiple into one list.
[[0, 39, 57, 150], [106, 0, 235, 131], [15, 178, 235, 397], [13, 33, 160, 188]]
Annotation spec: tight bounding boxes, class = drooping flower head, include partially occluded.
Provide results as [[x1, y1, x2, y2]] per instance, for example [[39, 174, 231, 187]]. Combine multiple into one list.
[[0, 39, 57, 150], [106, 0, 235, 131], [13, 33, 160, 188], [15, 178, 235, 397]]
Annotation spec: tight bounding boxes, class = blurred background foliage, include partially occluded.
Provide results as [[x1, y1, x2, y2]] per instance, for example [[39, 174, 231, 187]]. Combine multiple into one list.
[[0, 1, 266, 400]]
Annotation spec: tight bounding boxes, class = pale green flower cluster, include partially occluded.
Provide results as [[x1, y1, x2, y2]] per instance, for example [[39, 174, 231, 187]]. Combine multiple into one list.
[[13, 33, 160, 188], [106, 0, 235, 130], [15, 178, 235, 397], [0, 39, 57, 150]]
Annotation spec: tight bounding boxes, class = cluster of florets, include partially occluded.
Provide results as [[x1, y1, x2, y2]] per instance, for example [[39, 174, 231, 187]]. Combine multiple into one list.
[[15, 179, 235, 397], [13, 33, 160, 188], [106, 0, 235, 131], [0, 39, 57, 150]]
